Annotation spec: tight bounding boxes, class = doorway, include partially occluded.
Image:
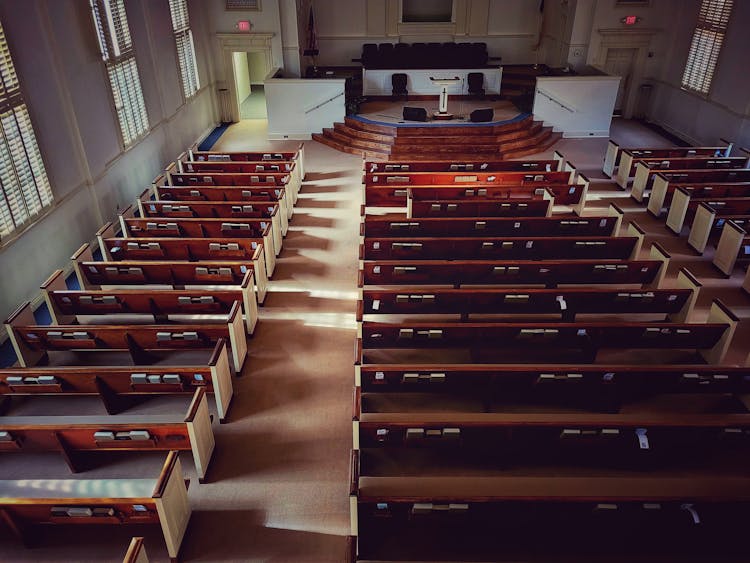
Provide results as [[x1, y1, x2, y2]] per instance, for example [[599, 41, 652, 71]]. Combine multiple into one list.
[[604, 48, 637, 115], [232, 51, 268, 119]]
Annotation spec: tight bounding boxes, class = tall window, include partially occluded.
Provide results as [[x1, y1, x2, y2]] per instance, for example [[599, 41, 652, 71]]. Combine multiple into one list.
[[0, 20, 53, 240], [169, 0, 200, 99], [90, 0, 149, 146], [681, 0, 733, 95]]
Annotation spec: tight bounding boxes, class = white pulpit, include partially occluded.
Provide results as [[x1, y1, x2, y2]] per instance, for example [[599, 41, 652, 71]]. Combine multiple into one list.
[[430, 76, 460, 120]]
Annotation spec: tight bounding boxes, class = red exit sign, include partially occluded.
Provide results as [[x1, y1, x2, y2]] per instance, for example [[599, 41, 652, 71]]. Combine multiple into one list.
[[237, 20, 252, 32], [621, 15, 641, 25]]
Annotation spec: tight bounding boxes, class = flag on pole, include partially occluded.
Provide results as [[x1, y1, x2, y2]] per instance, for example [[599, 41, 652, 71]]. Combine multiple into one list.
[[303, 3, 319, 57]]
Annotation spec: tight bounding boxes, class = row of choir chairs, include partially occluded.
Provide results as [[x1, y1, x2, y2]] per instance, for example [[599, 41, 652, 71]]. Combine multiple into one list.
[[0, 144, 306, 561], [604, 140, 750, 278], [348, 154, 749, 562]]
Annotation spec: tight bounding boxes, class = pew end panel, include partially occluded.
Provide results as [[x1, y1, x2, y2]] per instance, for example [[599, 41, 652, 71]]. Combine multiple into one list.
[[240, 270, 259, 333], [602, 140, 619, 177], [152, 451, 191, 561], [670, 268, 702, 323], [227, 301, 248, 374], [96, 222, 119, 260], [700, 299, 739, 364], [666, 186, 692, 235], [572, 174, 589, 216], [185, 388, 215, 483], [742, 265, 750, 295], [553, 150, 565, 172], [135, 189, 151, 217], [646, 243, 671, 289], [713, 220, 747, 276], [350, 450, 360, 538], [5, 302, 45, 368], [608, 203, 625, 236], [687, 203, 717, 254], [630, 161, 650, 202], [720, 138, 734, 157], [41, 269, 74, 325], [647, 173, 670, 217], [625, 221, 645, 260], [164, 162, 178, 186], [210, 339, 234, 423], [564, 161, 577, 185], [614, 150, 635, 189], [71, 243, 96, 290], [123, 536, 149, 563]]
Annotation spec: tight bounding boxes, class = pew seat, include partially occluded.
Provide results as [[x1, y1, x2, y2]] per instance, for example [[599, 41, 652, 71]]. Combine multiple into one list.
[[0, 388, 214, 481], [0, 451, 190, 562], [0, 339, 234, 422]]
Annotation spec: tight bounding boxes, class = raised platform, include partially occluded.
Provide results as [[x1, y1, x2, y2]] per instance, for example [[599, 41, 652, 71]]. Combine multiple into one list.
[[313, 99, 560, 160]]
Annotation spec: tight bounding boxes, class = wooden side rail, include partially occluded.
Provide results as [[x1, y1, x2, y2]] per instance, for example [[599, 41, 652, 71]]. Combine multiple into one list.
[[355, 363, 750, 404], [359, 249, 670, 289], [97, 234, 271, 295], [647, 176, 750, 218], [5, 302, 247, 373], [615, 151, 741, 189], [0, 388, 215, 481], [713, 221, 750, 276], [360, 236, 640, 261], [123, 537, 149, 563], [0, 451, 191, 562], [43, 270, 258, 334], [357, 318, 732, 363], [408, 197, 552, 218], [153, 184, 293, 221], [0, 339, 233, 422], [120, 216, 278, 262], [367, 183, 583, 207], [366, 159, 562, 173], [362, 208, 623, 238], [358, 284, 697, 323], [631, 167, 750, 203], [604, 141, 732, 178], [364, 170, 571, 186]]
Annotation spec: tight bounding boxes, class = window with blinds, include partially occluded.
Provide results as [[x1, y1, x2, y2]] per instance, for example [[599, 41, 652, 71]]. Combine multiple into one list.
[[169, 0, 200, 99], [0, 19, 53, 240], [681, 0, 733, 95], [90, 0, 149, 146]]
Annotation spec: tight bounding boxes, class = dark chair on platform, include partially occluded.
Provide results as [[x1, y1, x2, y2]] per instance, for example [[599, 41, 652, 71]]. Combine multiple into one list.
[[394, 43, 409, 68], [470, 108, 494, 122], [468, 72, 485, 98], [378, 43, 394, 68], [362, 43, 378, 67], [403, 106, 428, 122], [392, 73, 408, 99]]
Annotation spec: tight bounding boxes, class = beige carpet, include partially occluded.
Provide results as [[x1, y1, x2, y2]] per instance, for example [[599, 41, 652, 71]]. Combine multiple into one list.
[[1, 117, 748, 562]]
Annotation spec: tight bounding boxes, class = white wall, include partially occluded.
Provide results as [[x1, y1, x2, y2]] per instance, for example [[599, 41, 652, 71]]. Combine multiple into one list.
[[0, 0, 218, 322], [233, 51, 252, 100], [248, 51, 269, 83], [264, 78, 345, 139]]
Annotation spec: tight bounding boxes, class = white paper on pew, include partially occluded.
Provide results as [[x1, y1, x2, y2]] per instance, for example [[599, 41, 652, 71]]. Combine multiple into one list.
[[240, 265, 247, 273], [599, 219, 607, 228], [635, 428, 649, 449], [681, 503, 700, 524], [526, 241, 533, 249], [556, 296, 567, 311], [372, 299, 380, 311], [481, 163, 488, 169]]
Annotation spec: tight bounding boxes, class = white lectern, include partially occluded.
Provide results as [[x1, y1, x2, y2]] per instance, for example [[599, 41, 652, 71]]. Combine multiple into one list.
[[430, 76, 461, 120]]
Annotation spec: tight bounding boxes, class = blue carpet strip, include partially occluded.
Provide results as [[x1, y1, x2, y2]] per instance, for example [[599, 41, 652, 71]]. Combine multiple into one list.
[[198, 123, 232, 151]]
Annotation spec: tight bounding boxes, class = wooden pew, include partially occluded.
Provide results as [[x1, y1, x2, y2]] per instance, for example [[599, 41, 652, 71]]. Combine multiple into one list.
[[631, 163, 750, 203], [152, 177, 293, 221], [0, 339, 233, 422], [409, 197, 552, 218], [359, 234, 642, 262], [119, 214, 277, 267], [138, 188, 286, 240], [684, 201, 750, 254], [359, 242, 670, 289], [123, 537, 149, 563], [5, 302, 247, 374], [0, 388, 214, 481], [168, 170, 291, 187], [358, 268, 700, 323], [96, 224, 269, 298], [0, 451, 190, 562], [355, 300, 736, 364], [362, 205, 624, 238], [713, 220, 750, 276], [42, 269, 258, 335], [614, 149, 740, 189], [664, 185, 750, 232], [355, 363, 750, 410], [647, 174, 750, 217], [602, 139, 732, 178], [363, 169, 574, 187], [188, 142, 305, 182], [365, 154, 564, 173]]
